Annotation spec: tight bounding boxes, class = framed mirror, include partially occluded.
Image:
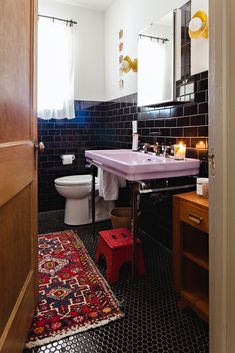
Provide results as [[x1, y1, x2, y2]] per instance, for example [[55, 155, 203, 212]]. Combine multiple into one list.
[[138, 10, 176, 107]]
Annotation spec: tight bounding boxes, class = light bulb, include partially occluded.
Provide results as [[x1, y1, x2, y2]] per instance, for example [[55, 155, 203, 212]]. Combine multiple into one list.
[[121, 60, 129, 69], [189, 17, 203, 32]]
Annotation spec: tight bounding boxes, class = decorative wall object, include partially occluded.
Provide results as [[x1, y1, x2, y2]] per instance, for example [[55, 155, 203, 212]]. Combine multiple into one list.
[[119, 29, 123, 40], [117, 28, 138, 90], [119, 42, 124, 52], [119, 55, 124, 64], [119, 79, 124, 89], [118, 29, 124, 89]]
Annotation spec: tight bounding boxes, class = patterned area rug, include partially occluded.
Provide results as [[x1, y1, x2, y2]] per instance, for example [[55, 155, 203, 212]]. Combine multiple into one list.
[[25, 230, 124, 348]]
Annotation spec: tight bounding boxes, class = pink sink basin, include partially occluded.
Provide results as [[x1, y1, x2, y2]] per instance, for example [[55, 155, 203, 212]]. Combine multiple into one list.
[[85, 149, 200, 181]]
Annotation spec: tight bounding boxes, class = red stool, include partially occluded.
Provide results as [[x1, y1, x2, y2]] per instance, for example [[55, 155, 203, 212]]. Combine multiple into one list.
[[95, 228, 145, 283]]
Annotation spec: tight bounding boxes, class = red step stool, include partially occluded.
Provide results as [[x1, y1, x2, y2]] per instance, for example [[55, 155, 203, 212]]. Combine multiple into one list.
[[95, 228, 145, 283]]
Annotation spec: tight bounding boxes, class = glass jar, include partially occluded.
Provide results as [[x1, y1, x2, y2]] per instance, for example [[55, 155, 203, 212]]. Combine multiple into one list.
[[196, 178, 209, 198]]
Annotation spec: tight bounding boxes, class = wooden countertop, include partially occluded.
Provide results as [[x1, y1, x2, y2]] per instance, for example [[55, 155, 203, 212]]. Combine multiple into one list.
[[173, 191, 208, 210]]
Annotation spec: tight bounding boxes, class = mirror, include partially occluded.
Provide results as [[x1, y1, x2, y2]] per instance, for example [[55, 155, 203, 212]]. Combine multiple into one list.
[[138, 10, 175, 107]]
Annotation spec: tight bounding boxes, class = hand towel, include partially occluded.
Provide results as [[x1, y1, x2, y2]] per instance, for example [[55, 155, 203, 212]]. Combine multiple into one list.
[[98, 168, 126, 201]]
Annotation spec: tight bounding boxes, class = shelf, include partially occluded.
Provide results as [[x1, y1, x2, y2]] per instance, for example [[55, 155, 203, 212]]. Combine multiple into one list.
[[181, 257, 209, 321], [181, 289, 209, 321], [182, 223, 208, 270], [183, 250, 209, 271], [182, 257, 209, 297], [173, 192, 209, 322]]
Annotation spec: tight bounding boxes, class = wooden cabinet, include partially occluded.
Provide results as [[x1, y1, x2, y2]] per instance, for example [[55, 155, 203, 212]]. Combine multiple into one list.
[[173, 191, 209, 322]]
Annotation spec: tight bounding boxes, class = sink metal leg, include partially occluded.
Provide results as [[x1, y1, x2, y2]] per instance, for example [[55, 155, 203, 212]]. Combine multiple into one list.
[[131, 181, 140, 278], [91, 165, 96, 239]]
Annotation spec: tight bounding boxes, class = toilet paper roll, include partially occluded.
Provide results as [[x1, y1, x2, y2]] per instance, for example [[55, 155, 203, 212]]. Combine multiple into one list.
[[61, 154, 75, 165]]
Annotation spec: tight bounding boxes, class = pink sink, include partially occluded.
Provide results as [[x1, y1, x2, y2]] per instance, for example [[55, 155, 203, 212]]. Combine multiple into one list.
[[85, 149, 200, 181]]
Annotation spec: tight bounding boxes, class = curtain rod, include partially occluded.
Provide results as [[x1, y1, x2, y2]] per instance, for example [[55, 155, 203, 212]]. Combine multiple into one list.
[[38, 14, 77, 26], [139, 34, 169, 43]]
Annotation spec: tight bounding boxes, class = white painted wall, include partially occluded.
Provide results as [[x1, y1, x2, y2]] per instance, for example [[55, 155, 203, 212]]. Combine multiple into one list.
[[39, 0, 204, 102], [39, 0, 105, 101], [191, 0, 209, 75], [104, 0, 186, 101]]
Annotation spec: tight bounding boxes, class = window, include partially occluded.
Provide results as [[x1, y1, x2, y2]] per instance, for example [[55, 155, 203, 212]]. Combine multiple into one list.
[[38, 18, 75, 119]]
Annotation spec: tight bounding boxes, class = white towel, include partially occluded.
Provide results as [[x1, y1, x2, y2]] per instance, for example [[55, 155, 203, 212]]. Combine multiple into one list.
[[98, 168, 126, 201]]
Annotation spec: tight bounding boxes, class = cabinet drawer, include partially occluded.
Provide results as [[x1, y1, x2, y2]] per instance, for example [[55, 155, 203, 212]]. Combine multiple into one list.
[[180, 201, 208, 233]]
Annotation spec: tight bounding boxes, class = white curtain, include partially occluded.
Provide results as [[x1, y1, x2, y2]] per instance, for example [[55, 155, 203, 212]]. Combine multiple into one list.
[[38, 18, 75, 120]]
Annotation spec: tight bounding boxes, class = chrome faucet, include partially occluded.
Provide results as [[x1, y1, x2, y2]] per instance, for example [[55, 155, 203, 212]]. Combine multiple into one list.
[[141, 143, 149, 153], [152, 143, 162, 155], [140, 142, 161, 155], [141, 143, 174, 157], [161, 145, 174, 158]]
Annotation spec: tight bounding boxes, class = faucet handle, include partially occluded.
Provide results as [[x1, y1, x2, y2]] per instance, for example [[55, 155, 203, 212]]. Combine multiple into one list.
[[161, 145, 173, 158], [140, 142, 149, 153]]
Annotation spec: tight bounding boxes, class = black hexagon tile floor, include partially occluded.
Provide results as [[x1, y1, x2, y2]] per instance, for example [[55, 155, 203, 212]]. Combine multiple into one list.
[[24, 210, 209, 353]]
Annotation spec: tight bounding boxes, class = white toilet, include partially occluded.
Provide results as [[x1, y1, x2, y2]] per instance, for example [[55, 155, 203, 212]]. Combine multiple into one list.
[[54, 175, 115, 226]]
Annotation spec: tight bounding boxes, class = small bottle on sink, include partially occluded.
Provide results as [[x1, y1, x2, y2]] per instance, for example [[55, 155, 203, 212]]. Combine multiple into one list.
[[132, 133, 139, 151]]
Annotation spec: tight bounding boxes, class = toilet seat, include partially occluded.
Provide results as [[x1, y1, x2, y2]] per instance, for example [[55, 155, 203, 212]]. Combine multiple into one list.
[[55, 175, 99, 187]]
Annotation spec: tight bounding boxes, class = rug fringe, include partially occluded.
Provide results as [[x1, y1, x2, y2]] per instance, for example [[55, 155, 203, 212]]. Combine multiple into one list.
[[25, 312, 124, 349]]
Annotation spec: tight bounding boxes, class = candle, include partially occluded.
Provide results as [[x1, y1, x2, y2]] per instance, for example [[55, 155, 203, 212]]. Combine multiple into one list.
[[174, 143, 186, 160], [196, 140, 206, 149]]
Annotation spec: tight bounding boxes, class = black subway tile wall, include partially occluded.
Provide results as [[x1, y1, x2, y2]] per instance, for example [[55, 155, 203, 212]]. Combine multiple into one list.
[[38, 71, 208, 212], [103, 94, 138, 149], [38, 101, 106, 212], [105, 71, 208, 174]]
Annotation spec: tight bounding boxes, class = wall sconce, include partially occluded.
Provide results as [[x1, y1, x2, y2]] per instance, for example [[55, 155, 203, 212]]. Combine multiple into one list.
[[188, 11, 208, 40], [121, 55, 138, 73]]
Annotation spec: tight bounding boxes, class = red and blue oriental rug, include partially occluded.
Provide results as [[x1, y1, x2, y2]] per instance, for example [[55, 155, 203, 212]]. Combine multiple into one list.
[[25, 230, 124, 348]]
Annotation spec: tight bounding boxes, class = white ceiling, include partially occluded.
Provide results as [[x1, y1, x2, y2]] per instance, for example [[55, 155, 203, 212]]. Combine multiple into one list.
[[55, 0, 115, 11]]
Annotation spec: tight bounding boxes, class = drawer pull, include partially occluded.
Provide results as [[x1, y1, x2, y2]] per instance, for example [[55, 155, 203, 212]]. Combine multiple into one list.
[[188, 213, 203, 224]]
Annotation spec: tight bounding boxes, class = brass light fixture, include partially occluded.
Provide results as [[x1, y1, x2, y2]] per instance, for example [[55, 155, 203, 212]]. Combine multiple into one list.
[[121, 55, 138, 73], [188, 10, 208, 40]]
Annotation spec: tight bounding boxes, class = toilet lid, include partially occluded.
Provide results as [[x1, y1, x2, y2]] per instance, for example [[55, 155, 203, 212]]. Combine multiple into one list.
[[55, 175, 99, 186]]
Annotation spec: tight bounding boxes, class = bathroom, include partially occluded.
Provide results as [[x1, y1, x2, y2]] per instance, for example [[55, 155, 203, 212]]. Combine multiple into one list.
[[38, 0, 209, 350], [1, 0, 234, 352]]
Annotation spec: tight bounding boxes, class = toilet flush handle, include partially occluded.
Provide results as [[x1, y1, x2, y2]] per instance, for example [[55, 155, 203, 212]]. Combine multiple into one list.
[[34, 141, 45, 152]]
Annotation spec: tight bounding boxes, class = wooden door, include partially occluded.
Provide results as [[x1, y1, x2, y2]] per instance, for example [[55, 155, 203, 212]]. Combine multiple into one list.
[[0, 1, 38, 352], [209, 0, 229, 352], [209, 0, 235, 352]]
